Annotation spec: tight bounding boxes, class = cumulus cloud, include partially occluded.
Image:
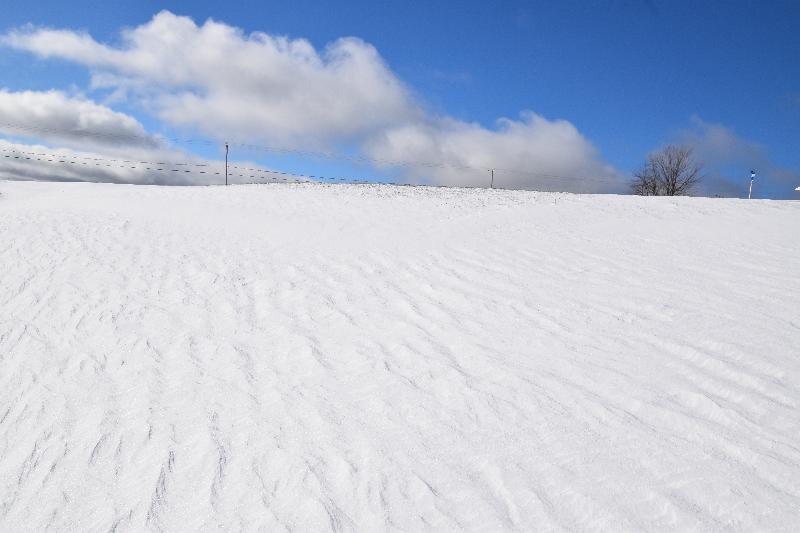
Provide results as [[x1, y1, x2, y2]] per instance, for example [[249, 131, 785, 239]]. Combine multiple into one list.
[[2, 11, 621, 191], [3, 12, 418, 147], [677, 116, 800, 198], [365, 112, 624, 190]]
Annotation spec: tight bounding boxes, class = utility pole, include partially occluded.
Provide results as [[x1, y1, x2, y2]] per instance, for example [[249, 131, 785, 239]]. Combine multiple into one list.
[[490, 168, 495, 189], [748, 170, 755, 199], [225, 142, 229, 186]]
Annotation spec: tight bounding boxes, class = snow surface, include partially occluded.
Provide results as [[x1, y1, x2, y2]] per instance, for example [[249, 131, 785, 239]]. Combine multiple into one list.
[[1, 180, 799, 532]]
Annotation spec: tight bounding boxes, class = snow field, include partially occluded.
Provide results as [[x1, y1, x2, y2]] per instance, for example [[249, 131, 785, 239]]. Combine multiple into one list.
[[1, 181, 799, 532]]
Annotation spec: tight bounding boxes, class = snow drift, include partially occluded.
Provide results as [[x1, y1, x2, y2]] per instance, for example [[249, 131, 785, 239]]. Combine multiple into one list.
[[1, 181, 799, 532]]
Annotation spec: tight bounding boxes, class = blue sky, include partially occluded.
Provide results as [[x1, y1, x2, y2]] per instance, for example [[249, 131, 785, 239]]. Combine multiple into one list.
[[0, 0, 798, 196]]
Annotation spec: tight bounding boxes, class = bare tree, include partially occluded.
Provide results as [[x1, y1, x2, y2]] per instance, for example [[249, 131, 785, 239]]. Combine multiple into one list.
[[631, 159, 660, 196], [631, 145, 702, 196]]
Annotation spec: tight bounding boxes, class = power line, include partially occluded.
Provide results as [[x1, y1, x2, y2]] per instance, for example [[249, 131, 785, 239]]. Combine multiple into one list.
[[0, 146, 350, 182], [0, 146, 210, 168], [0, 121, 165, 146], [1, 148, 221, 177], [0, 144, 623, 191], [0, 120, 475, 171], [0, 146, 474, 187], [217, 140, 620, 184], [0, 120, 623, 186], [0, 146, 363, 184], [2, 145, 622, 193], [0, 120, 472, 170], [227, 163, 374, 183]]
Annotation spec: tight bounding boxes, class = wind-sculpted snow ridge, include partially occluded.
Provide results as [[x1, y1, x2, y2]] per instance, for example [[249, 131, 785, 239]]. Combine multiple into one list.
[[0, 181, 799, 532]]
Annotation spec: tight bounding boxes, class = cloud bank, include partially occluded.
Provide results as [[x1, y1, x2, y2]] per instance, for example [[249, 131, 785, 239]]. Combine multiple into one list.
[[2, 11, 623, 190]]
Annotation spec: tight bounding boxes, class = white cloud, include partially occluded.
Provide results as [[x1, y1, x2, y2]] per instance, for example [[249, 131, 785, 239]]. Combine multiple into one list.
[[3, 12, 418, 147], [365, 113, 624, 190], [2, 11, 622, 191]]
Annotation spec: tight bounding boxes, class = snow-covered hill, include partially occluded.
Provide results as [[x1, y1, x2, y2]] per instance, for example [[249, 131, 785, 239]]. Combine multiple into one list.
[[1, 181, 799, 532]]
